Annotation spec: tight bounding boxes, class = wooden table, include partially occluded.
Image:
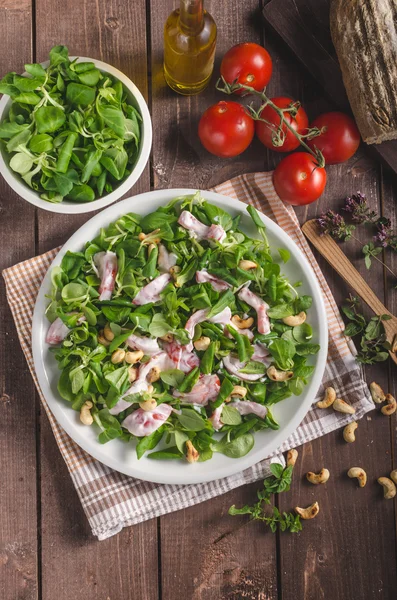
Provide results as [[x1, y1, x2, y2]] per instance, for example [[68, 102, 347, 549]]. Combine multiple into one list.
[[1, 1, 396, 598]]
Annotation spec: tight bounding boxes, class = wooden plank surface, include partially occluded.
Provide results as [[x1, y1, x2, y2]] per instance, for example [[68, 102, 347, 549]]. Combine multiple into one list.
[[0, 0, 396, 599], [33, 1, 158, 600], [0, 3, 39, 600]]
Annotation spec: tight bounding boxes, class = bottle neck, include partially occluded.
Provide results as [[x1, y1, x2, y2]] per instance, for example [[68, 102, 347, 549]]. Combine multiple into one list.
[[179, 0, 204, 34]]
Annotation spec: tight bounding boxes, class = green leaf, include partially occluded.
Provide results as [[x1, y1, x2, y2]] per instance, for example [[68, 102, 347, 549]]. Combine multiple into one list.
[[136, 428, 164, 459], [61, 282, 87, 303], [267, 303, 294, 319], [29, 133, 53, 153], [0, 121, 29, 140], [35, 106, 66, 133], [221, 405, 242, 426], [66, 82, 96, 107], [98, 105, 125, 138], [201, 201, 233, 230], [268, 338, 295, 370], [149, 313, 172, 338], [278, 248, 290, 263], [212, 433, 255, 458], [6, 127, 32, 152], [364, 254, 372, 270], [67, 184, 95, 203], [206, 289, 235, 319], [9, 152, 33, 175], [292, 323, 313, 344], [174, 430, 189, 453], [176, 408, 207, 431], [160, 369, 185, 387], [49, 45, 69, 66], [147, 447, 183, 460]]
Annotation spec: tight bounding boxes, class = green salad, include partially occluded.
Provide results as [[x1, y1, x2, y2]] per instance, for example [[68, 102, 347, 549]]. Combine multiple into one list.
[[0, 45, 141, 203], [45, 194, 319, 462]]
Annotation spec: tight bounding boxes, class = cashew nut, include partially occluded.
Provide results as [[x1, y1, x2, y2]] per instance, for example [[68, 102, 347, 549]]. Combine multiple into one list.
[[267, 365, 293, 381], [306, 468, 330, 485], [160, 333, 174, 343], [128, 366, 138, 383], [381, 394, 396, 416], [103, 323, 115, 342], [369, 381, 386, 404], [238, 259, 257, 270], [193, 336, 211, 352], [98, 330, 110, 347], [389, 470, 397, 485], [316, 387, 336, 409], [169, 265, 181, 281], [111, 349, 126, 364], [231, 385, 247, 399], [282, 311, 307, 326], [139, 398, 157, 412], [186, 440, 199, 463], [287, 449, 298, 467], [333, 398, 356, 414], [80, 400, 93, 425], [347, 467, 367, 488], [147, 366, 161, 383], [125, 350, 144, 365], [377, 477, 397, 500], [343, 421, 358, 443], [231, 315, 254, 329], [295, 502, 319, 520]]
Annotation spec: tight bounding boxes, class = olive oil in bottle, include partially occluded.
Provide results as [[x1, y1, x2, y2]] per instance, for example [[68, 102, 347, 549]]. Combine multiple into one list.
[[164, 0, 217, 95]]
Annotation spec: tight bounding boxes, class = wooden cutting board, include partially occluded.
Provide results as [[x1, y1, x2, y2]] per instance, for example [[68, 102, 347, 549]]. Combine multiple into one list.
[[263, 0, 397, 175]]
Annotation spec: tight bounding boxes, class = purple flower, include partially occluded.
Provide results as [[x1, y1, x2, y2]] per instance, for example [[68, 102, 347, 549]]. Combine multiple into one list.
[[343, 192, 377, 224], [316, 210, 355, 240], [374, 217, 396, 249]]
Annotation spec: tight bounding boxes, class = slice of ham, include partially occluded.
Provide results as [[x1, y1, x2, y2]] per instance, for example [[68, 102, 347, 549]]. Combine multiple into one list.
[[110, 352, 173, 415], [178, 211, 226, 243], [173, 374, 220, 406], [238, 285, 270, 334], [223, 354, 263, 382], [196, 269, 231, 292], [46, 317, 71, 345], [184, 306, 232, 351], [121, 403, 172, 437], [209, 404, 224, 431], [133, 273, 172, 305], [251, 342, 271, 366], [229, 400, 268, 420], [94, 251, 118, 301], [158, 244, 177, 273], [127, 333, 161, 356], [163, 340, 200, 373]]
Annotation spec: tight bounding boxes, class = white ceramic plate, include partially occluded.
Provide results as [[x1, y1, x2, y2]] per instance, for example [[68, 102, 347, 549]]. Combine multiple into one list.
[[32, 188, 328, 485], [0, 57, 152, 214]]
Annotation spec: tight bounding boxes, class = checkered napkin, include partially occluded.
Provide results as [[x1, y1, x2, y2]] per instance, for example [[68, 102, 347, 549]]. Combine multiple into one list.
[[3, 172, 374, 540]]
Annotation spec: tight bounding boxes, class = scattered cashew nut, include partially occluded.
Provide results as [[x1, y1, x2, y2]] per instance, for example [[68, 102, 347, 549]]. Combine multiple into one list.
[[125, 350, 144, 365], [343, 421, 358, 443], [389, 470, 397, 485], [377, 477, 397, 500], [369, 381, 386, 404], [231, 314, 254, 329], [306, 468, 330, 485], [282, 311, 307, 326], [238, 259, 257, 270], [295, 502, 319, 520], [80, 400, 94, 425], [147, 366, 161, 383], [160, 333, 174, 343], [333, 398, 356, 415], [128, 366, 137, 383], [186, 440, 199, 463], [98, 330, 110, 347], [231, 385, 247, 399], [111, 349, 126, 364], [347, 467, 367, 488], [286, 449, 298, 467], [139, 398, 157, 412], [316, 387, 336, 409], [267, 365, 293, 382], [103, 323, 115, 342], [381, 394, 396, 416], [193, 336, 211, 352]]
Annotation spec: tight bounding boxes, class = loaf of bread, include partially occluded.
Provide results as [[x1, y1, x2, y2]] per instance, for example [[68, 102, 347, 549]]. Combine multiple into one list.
[[330, 0, 397, 144]]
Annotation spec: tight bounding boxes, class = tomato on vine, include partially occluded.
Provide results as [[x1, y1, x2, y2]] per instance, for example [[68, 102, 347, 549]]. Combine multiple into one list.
[[307, 112, 360, 164], [198, 101, 254, 157], [255, 97, 309, 152], [220, 43, 273, 93], [273, 153, 327, 206]]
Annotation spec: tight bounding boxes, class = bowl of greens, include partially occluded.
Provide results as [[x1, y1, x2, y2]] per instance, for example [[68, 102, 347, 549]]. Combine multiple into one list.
[[32, 189, 328, 485], [0, 45, 152, 213]]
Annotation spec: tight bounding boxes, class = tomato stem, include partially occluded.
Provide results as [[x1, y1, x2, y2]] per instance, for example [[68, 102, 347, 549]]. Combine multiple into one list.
[[216, 77, 326, 168]]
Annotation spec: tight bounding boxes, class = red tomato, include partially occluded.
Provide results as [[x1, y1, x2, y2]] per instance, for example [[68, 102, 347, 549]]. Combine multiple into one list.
[[220, 43, 273, 93], [307, 112, 360, 164], [273, 152, 327, 206], [198, 101, 254, 158], [255, 97, 309, 152]]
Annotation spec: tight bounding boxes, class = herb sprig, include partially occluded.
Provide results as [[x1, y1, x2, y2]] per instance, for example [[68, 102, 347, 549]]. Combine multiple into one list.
[[229, 462, 302, 533]]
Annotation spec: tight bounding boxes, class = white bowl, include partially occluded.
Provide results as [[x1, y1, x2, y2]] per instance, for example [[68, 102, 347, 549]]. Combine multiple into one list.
[[0, 57, 152, 214], [32, 189, 328, 485]]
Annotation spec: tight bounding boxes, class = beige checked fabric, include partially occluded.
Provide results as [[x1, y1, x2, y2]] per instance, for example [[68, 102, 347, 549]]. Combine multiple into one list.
[[2, 172, 374, 540]]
